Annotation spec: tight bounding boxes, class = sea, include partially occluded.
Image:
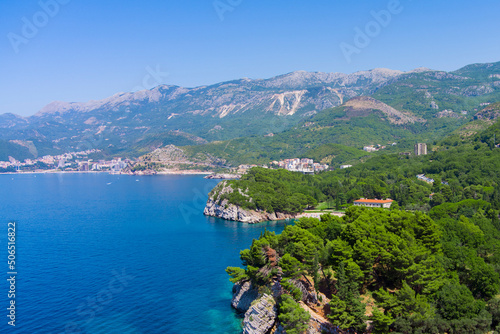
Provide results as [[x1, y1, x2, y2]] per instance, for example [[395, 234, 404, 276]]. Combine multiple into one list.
[[0, 173, 288, 334]]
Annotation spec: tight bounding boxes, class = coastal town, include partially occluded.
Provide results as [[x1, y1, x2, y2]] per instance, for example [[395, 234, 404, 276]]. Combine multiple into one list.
[[0, 149, 133, 174], [0, 150, 330, 176], [237, 158, 329, 174], [271, 158, 329, 173]]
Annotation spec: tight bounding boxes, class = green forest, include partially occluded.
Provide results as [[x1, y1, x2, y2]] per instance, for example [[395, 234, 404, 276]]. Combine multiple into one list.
[[214, 119, 500, 214], [224, 120, 500, 333], [227, 205, 500, 333]]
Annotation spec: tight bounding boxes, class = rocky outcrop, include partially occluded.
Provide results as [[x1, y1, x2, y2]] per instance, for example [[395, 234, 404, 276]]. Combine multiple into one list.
[[232, 281, 259, 313], [343, 96, 425, 125], [204, 173, 241, 179], [436, 109, 461, 118], [204, 181, 295, 223], [143, 145, 189, 162], [269, 302, 336, 334], [242, 294, 277, 334], [231, 278, 336, 334], [204, 198, 294, 223], [299, 302, 337, 334], [475, 102, 500, 121], [288, 279, 319, 306]]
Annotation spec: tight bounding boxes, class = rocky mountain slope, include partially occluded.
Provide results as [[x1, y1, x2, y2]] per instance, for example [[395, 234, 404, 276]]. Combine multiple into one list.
[[446, 102, 500, 140], [0, 68, 404, 155], [145, 92, 500, 169], [1, 61, 500, 160], [342, 96, 425, 124]]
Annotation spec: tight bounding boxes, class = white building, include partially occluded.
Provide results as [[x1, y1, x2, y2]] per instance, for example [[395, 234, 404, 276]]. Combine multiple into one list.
[[363, 146, 378, 152], [354, 198, 394, 208], [414, 143, 427, 156]]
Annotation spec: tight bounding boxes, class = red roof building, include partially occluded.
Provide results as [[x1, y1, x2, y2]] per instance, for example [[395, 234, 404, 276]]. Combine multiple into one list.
[[353, 198, 394, 208]]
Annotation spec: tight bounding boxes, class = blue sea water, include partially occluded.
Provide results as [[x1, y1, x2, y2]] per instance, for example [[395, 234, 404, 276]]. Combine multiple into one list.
[[0, 173, 288, 334]]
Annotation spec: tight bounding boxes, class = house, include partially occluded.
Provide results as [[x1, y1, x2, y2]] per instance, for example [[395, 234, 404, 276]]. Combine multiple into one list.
[[354, 198, 394, 208], [416, 174, 434, 184], [363, 146, 378, 152]]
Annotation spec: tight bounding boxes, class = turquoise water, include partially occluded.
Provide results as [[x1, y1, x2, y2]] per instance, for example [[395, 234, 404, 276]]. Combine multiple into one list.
[[0, 173, 288, 334]]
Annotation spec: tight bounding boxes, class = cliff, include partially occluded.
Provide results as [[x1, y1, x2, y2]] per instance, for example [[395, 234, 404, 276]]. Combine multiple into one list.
[[203, 181, 295, 223], [242, 294, 277, 334], [232, 281, 259, 313], [204, 173, 242, 180], [231, 280, 335, 334]]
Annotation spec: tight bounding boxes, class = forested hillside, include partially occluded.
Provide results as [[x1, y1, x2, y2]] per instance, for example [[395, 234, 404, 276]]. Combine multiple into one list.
[[227, 205, 500, 333], [223, 120, 500, 333], [212, 118, 500, 214], [182, 99, 469, 167], [3, 61, 500, 161]]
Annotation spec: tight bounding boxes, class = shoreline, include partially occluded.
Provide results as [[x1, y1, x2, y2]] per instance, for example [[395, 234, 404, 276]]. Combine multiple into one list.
[[0, 170, 214, 176], [156, 170, 212, 175], [296, 211, 345, 218]]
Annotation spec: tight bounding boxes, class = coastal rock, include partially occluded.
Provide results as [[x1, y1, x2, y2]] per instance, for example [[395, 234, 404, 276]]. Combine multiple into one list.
[[232, 281, 259, 313], [204, 181, 295, 223], [204, 173, 241, 179], [299, 302, 337, 334], [286, 278, 319, 306], [271, 300, 336, 334], [273, 323, 285, 334], [242, 294, 277, 334]]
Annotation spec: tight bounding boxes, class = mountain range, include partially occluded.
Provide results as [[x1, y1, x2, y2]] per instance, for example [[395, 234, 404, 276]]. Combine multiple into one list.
[[1, 61, 500, 162]]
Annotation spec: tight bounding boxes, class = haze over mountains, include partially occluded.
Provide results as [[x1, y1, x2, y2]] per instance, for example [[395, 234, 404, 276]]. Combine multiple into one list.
[[1, 61, 500, 161]]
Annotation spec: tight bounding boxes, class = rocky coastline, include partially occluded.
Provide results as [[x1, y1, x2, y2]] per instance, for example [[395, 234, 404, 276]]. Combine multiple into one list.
[[204, 173, 242, 180], [231, 279, 336, 334], [204, 198, 295, 223], [203, 181, 295, 223]]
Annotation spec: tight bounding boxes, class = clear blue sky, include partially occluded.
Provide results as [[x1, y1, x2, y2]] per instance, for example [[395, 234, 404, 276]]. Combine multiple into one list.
[[1, 0, 500, 116]]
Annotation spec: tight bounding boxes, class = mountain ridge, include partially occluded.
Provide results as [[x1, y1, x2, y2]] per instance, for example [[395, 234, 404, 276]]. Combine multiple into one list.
[[6, 67, 423, 119], [1, 61, 499, 160]]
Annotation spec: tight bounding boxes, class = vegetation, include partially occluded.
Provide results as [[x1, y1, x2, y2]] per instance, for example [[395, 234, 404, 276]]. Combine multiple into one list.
[[213, 119, 500, 217], [224, 120, 500, 332], [227, 205, 500, 333], [182, 65, 500, 168], [0, 139, 33, 161], [278, 295, 310, 334], [210, 168, 319, 214], [182, 105, 468, 167], [3, 61, 500, 163]]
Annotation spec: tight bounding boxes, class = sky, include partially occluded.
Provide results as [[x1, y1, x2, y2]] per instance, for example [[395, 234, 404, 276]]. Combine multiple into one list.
[[1, 0, 500, 117]]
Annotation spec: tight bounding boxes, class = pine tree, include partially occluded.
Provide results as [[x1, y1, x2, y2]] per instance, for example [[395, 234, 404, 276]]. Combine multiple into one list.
[[329, 263, 366, 332], [278, 295, 310, 334]]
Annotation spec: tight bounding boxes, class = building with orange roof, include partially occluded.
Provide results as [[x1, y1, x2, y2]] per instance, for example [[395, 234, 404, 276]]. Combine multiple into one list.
[[353, 198, 394, 208]]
